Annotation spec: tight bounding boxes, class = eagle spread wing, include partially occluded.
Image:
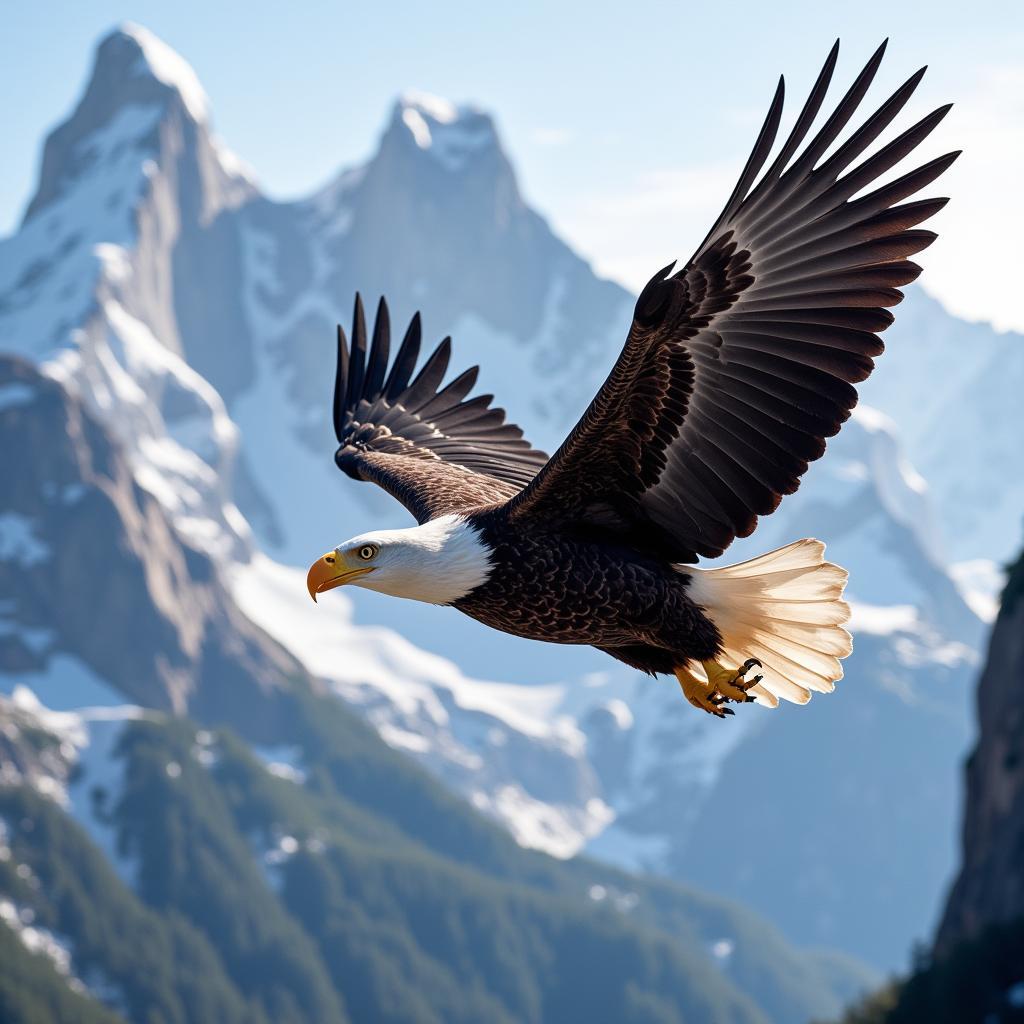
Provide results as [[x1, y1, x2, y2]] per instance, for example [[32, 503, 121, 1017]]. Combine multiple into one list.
[[332, 294, 549, 523], [508, 40, 958, 562]]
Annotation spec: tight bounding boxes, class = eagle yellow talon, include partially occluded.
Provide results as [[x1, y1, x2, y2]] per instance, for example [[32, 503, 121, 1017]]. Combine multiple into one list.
[[701, 658, 762, 703], [675, 666, 732, 718]]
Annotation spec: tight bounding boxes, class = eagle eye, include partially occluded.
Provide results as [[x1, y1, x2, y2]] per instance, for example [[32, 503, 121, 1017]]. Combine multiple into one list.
[[356, 544, 379, 561]]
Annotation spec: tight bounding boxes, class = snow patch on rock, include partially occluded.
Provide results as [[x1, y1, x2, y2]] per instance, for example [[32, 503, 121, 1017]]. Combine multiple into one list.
[[0, 662, 145, 883], [229, 553, 611, 856], [0, 513, 50, 567], [396, 92, 497, 172]]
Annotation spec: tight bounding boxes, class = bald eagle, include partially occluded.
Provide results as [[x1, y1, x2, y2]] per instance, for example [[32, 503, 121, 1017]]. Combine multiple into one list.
[[306, 41, 956, 716]]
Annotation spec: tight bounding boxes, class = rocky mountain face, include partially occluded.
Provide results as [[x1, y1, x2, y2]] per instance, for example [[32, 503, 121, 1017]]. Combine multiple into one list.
[[0, 21, 1013, 981], [0, 355, 303, 740], [935, 552, 1024, 954]]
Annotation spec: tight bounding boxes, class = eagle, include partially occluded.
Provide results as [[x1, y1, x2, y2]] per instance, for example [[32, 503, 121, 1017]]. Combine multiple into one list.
[[306, 41, 956, 717]]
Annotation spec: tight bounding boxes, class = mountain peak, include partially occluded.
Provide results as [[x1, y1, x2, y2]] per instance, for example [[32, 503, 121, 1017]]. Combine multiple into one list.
[[21, 24, 241, 225], [108, 23, 210, 123], [388, 91, 500, 171], [83, 24, 210, 125]]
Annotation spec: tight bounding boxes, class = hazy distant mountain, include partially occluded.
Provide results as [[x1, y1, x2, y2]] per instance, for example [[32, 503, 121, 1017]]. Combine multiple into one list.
[[0, 21, 1011, 978], [859, 290, 1024, 567]]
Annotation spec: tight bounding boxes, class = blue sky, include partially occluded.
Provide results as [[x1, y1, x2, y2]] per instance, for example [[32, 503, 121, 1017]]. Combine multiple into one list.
[[3, 0, 1022, 328]]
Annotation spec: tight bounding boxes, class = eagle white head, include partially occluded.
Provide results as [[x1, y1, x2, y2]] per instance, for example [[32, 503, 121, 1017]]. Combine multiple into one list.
[[306, 514, 492, 606]]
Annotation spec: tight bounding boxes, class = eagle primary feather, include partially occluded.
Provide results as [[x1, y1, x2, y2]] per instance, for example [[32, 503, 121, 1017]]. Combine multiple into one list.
[[508, 39, 957, 564], [311, 41, 957, 716]]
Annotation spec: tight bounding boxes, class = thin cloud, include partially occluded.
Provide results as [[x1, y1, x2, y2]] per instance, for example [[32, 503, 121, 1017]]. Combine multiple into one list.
[[556, 162, 735, 290], [917, 65, 1024, 333], [532, 127, 573, 147]]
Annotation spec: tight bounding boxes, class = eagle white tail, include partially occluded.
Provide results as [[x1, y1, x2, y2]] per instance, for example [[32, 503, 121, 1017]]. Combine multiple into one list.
[[683, 539, 852, 707]]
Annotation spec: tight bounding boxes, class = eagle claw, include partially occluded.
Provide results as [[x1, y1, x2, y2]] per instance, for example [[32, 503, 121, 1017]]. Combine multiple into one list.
[[675, 666, 733, 718], [676, 658, 765, 718], [701, 657, 764, 705]]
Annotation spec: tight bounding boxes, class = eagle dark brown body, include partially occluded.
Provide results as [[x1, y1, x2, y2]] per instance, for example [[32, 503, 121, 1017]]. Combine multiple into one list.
[[455, 513, 722, 674], [306, 40, 956, 715]]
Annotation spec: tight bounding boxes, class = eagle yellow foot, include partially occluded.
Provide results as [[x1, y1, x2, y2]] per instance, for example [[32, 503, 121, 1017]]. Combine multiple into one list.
[[675, 666, 735, 718], [702, 658, 762, 703]]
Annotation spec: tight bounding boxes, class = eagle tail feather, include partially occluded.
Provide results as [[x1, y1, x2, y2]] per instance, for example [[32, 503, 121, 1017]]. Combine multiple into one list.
[[685, 539, 852, 707]]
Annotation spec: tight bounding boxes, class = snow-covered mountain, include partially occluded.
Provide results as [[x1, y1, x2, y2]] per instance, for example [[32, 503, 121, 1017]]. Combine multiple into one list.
[[859, 290, 1024, 567], [153, 79, 631, 568], [0, 23, 1012, 972], [0, 24, 255, 568]]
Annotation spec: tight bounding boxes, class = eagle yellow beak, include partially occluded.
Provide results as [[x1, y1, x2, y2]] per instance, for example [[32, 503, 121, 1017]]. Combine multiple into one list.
[[306, 552, 374, 602]]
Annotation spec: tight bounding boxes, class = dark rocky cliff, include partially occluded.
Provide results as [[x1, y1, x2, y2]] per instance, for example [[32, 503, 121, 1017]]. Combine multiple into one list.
[[937, 545, 1024, 953]]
